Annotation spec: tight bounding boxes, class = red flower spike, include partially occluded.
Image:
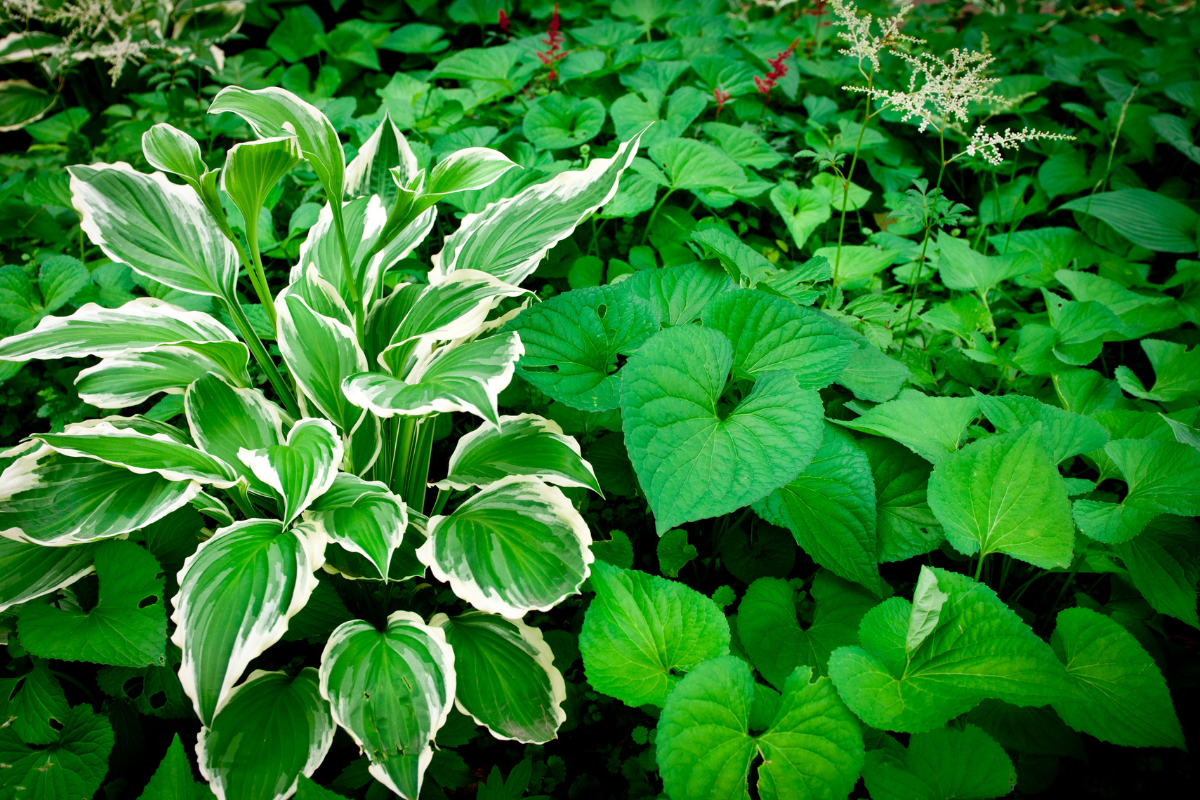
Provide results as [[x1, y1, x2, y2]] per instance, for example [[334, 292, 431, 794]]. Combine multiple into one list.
[[498, 8, 510, 36], [536, 3, 568, 76], [755, 39, 799, 96], [713, 88, 731, 114]]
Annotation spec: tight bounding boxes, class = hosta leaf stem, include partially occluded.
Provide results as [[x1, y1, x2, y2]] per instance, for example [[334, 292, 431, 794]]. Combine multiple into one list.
[[223, 298, 301, 419]]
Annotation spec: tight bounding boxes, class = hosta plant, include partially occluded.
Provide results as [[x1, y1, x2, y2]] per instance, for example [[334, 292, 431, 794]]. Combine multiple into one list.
[[0, 85, 644, 799]]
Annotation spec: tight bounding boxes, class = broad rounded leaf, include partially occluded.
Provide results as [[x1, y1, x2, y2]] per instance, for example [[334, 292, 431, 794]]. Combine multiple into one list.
[[1060, 190, 1199, 253], [523, 94, 606, 150], [435, 414, 600, 493], [305, 474, 408, 581], [0, 704, 114, 800], [238, 418, 343, 526], [862, 725, 1016, 800]]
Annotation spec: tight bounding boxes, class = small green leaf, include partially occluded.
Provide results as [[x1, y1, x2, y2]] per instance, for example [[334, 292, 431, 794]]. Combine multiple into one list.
[[935, 231, 1039, 295], [835, 389, 979, 465], [648, 137, 744, 190], [974, 391, 1109, 464], [222, 135, 303, 252], [138, 733, 215, 800], [905, 567, 948, 655], [859, 438, 943, 563], [1114, 339, 1200, 402], [524, 94, 606, 150], [305, 475, 407, 582], [0, 704, 114, 800], [580, 561, 729, 707], [142, 123, 207, 188], [238, 418, 342, 526], [622, 261, 734, 326], [657, 528, 697, 577], [18, 540, 166, 667], [1073, 439, 1200, 543], [771, 181, 832, 251], [0, 665, 68, 745]]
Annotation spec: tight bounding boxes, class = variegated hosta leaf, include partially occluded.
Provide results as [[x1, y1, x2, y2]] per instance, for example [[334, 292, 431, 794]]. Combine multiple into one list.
[[345, 112, 419, 205], [435, 414, 601, 494], [277, 292, 369, 434], [75, 344, 251, 408], [142, 122, 207, 187], [34, 420, 242, 488], [223, 136, 303, 247], [69, 163, 238, 301], [431, 612, 566, 744], [377, 270, 528, 377], [431, 130, 644, 287], [424, 147, 519, 200], [416, 476, 593, 617], [319, 611, 456, 800], [344, 332, 524, 428], [238, 418, 342, 526], [363, 206, 437, 307], [305, 474, 408, 580], [197, 668, 334, 800], [0, 538, 96, 612], [0, 298, 238, 362], [171, 518, 325, 726], [209, 86, 345, 207], [290, 196, 386, 312], [185, 374, 287, 498], [0, 444, 200, 546]]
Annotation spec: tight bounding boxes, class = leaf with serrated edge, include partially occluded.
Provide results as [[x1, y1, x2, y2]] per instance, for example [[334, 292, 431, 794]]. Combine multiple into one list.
[[138, 733, 213, 800], [862, 725, 1016, 800], [622, 260, 734, 326], [1073, 439, 1200, 543], [319, 611, 455, 800], [974, 391, 1109, 464], [432, 612, 566, 743], [417, 476, 592, 618], [0, 704, 114, 800], [435, 414, 600, 493], [580, 561, 729, 707], [170, 518, 324, 726], [198, 668, 334, 800], [834, 389, 979, 464], [1116, 515, 1200, 629], [238, 418, 342, 526]]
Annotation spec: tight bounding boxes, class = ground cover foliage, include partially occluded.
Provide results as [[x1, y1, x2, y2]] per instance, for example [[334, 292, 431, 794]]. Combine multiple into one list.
[[1, 0, 1199, 798]]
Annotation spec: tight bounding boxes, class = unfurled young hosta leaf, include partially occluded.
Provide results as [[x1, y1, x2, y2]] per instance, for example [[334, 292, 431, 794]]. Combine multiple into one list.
[[431, 612, 566, 743], [198, 669, 334, 800], [434, 414, 601, 494], [172, 519, 324, 726], [223, 135, 303, 245], [304, 474, 408, 581], [345, 332, 524, 428], [862, 725, 1016, 800], [345, 112, 419, 205], [580, 561, 729, 707], [656, 657, 864, 800], [185, 374, 287, 497], [142, 123, 208, 188], [18, 539, 166, 667], [755, 427, 886, 597], [69, 164, 239, 302], [928, 423, 1075, 569], [622, 324, 823, 534], [417, 476, 592, 617], [431, 129, 645, 286], [737, 572, 877, 690], [507, 285, 659, 411], [319, 612, 456, 800], [1073, 439, 1200, 543], [238, 418, 342, 526], [0, 538, 96, 612], [1051, 607, 1185, 749], [828, 567, 1069, 732], [835, 389, 979, 464]]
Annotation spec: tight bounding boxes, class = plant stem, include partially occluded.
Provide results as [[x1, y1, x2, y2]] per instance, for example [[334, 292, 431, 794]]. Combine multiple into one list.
[[402, 418, 437, 514], [832, 73, 874, 288], [974, 552, 987, 583], [229, 486, 256, 520], [898, 125, 949, 356], [244, 225, 277, 329], [430, 487, 450, 517], [223, 297, 301, 418], [329, 200, 365, 344], [640, 188, 675, 246]]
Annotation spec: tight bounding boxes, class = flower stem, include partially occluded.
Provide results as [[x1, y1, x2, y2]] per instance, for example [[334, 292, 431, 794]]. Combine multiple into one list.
[[898, 125, 949, 356], [832, 73, 874, 289]]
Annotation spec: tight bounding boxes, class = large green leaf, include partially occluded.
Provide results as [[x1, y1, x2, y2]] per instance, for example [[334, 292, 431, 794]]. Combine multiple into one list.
[[835, 390, 979, 464], [0, 538, 96, 613], [656, 656, 864, 800], [432, 612, 565, 743], [1115, 515, 1200, 629], [277, 292, 369, 434], [928, 424, 1075, 569], [198, 669, 334, 800], [623, 260, 734, 326], [0, 704, 114, 800], [507, 285, 659, 410], [1114, 339, 1200, 402], [431, 131, 644, 286], [17, 540, 166, 667], [434, 414, 600, 494], [319, 612, 456, 800], [416, 476, 591, 617], [345, 332, 523, 428], [621, 324, 823, 534], [185, 374, 286, 497], [75, 345, 251, 409], [935, 231, 1038, 294], [648, 137, 745, 190], [238, 418, 342, 526], [859, 438, 942, 563], [523, 94, 606, 150], [700, 290, 856, 389], [1060, 190, 1199, 253], [1051, 607, 1184, 749], [755, 428, 885, 596], [35, 421, 242, 489], [828, 567, 1069, 732], [210, 86, 345, 207], [1073, 439, 1200, 543], [0, 444, 199, 545], [138, 733, 215, 800], [737, 572, 878, 690], [770, 181, 832, 251], [305, 474, 408, 581], [975, 391, 1109, 464], [0, 664, 68, 745], [861, 725, 1016, 800], [171, 518, 324, 726], [69, 164, 238, 301], [580, 561, 729, 707]]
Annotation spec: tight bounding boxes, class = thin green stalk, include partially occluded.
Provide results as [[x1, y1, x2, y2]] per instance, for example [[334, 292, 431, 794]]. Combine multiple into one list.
[[389, 416, 419, 497], [229, 486, 256, 520], [430, 487, 450, 517], [223, 298, 301, 418], [244, 225, 277, 328], [641, 188, 675, 246], [974, 552, 987, 583], [898, 125, 949, 356], [329, 201, 365, 343], [831, 73, 875, 289], [402, 418, 437, 513]]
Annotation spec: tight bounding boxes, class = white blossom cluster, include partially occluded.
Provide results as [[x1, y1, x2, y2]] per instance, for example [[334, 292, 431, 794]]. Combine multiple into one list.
[[967, 126, 1076, 165], [853, 48, 1008, 133], [829, 0, 922, 72]]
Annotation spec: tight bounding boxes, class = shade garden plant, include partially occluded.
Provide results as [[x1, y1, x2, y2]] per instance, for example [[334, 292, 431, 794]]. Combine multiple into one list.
[[1, 1, 1198, 798]]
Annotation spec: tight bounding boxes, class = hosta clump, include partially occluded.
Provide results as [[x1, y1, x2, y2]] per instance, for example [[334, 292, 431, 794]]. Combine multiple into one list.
[[0, 86, 644, 798]]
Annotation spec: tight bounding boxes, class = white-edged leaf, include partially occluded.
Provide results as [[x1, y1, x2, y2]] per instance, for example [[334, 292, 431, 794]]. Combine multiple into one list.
[[305, 474, 408, 581], [76, 344, 251, 408], [345, 112, 419, 204], [291, 196, 387, 313], [238, 418, 342, 526], [277, 292, 369, 433], [319, 611, 456, 800], [185, 374, 287, 498], [416, 476, 593, 618], [171, 518, 325, 726], [0, 538, 96, 612]]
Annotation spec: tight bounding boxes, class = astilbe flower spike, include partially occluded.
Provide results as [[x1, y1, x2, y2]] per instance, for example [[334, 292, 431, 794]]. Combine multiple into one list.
[[755, 39, 799, 96], [713, 88, 732, 116], [498, 8, 510, 37], [537, 4, 568, 81]]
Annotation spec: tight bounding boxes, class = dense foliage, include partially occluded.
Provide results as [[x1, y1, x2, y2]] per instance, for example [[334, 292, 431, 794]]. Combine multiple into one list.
[[1, 1, 1199, 799]]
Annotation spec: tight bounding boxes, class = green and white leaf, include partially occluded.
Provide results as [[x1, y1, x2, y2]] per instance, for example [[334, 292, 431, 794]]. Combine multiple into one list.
[[185, 374, 287, 497], [238, 418, 342, 526], [345, 112, 419, 204], [305, 474, 408, 581], [76, 345, 251, 408], [278, 292, 369, 433], [435, 414, 600, 493], [0, 538, 96, 612]]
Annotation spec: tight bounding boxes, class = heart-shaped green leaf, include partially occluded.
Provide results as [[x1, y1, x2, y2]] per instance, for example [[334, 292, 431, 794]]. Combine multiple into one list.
[[239, 418, 342, 526]]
